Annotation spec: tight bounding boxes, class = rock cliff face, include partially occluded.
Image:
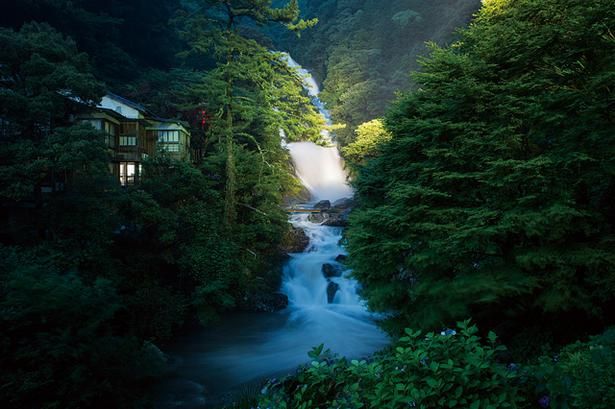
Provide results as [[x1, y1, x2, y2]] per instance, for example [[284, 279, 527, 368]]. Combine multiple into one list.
[[283, 183, 312, 207]]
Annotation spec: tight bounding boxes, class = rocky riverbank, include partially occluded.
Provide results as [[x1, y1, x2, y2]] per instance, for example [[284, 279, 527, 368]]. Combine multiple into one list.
[[308, 197, 355, 227]]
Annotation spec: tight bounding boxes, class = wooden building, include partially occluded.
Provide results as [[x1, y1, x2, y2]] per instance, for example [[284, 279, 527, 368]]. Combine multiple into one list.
[[146, 120, 191, 162], [77, 94, 191, 185]]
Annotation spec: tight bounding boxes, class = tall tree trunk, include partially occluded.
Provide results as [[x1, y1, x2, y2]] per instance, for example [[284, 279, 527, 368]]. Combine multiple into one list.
[[223, 27, 237, 227], [223, 91, 236, 227]]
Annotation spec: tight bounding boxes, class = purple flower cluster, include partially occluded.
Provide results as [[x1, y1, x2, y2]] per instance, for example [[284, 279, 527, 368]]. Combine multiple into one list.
[[538, 395, 551, 408]]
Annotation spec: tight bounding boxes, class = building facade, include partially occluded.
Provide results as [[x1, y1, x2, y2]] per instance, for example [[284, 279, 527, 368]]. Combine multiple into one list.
[[77, 94, 191, 185]]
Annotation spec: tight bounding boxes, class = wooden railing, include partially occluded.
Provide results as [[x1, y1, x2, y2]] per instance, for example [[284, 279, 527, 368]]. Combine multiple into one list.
[[286, 208, 322, 214]]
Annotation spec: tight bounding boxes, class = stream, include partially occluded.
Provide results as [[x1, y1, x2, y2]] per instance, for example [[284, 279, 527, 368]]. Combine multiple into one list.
[[155, 56, 388, 408]]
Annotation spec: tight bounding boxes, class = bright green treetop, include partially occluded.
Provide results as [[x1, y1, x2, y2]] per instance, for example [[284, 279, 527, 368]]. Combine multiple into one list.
[[342, 118, 393, 166]]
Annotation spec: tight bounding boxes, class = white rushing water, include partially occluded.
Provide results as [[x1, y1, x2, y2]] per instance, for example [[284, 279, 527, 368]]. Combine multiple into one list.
[[283, 54, 354, 202], [279, 55, 386, 368], [156, 56, 387, 408]]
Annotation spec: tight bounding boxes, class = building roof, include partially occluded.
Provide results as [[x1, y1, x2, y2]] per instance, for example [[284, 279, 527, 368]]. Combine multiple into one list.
[[105, 92, 149, 115], [103, 93, 189, 128]]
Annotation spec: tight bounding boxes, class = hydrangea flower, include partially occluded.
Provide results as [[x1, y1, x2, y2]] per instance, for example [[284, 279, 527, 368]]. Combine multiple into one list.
[[538, 395, 551, 408], [507, 363, 519, 372]]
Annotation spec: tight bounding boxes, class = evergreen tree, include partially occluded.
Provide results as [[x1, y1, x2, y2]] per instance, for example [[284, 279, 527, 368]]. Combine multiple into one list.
[[347, 0, 615, 341], [177, 0, 317, 226], [0, 0, 182, 84]]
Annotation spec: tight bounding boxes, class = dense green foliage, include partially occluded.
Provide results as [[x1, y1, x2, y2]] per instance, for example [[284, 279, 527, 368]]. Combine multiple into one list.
[[347, 0, 615, 343], [342, 119, 392, 168], [0, 0, 182, 85], [3, 0, 615, 407], [261, 321, 526, 408], [260, 323, 615, 408], [0, 248, 166, 408], [272, 0, 480, 145], [174, 0, 318, 225], [529, 328, 615, 409], [0, 2, 321, 407]]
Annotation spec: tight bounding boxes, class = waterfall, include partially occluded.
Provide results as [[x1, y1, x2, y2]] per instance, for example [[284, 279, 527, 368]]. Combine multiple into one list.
[[281, 54, 370, 311], [283, 55, 354, 202], [155, 55, 387, 409]]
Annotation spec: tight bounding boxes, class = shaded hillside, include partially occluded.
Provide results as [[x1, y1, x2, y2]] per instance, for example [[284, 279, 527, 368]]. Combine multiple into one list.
[[272, 0, 481, 145]]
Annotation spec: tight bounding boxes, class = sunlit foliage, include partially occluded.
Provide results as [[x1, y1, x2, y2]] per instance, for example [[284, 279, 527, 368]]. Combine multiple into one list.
[[342, 119, 392, 166]]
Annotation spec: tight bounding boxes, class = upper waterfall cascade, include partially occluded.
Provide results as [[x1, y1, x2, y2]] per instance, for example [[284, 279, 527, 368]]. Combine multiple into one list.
[[283, 54, 354, 202]]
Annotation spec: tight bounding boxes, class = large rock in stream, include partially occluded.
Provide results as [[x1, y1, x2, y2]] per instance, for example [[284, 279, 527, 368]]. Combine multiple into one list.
[[308, 209, 351, 226], [306, 197, 354, 226], [332, 197, 355, 210], [313, 200, 332, 210], [308, 212, 326, 224], [280, 226, 310, 253], [322, 263, 343, 278], [327, 281, 340, 304], [321, 211, 350, 227], [239, 292, 289, 313]]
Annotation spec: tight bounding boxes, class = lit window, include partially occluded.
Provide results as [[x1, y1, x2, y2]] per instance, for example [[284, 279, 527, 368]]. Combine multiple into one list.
[[120, 136, 137, 146], [119, 162, 137, 186]]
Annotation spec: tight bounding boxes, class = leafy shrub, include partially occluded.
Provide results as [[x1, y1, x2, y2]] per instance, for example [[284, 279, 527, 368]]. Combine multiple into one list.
[[261, 321, 527, 408], [529, 329, 615, 409], [0, 248, 165, 408]]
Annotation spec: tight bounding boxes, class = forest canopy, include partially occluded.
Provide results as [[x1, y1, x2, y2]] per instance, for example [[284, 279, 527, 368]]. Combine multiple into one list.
[[1, 0, 614, 408], [0, 1, 322, 407], [346, 0, 615, 344]]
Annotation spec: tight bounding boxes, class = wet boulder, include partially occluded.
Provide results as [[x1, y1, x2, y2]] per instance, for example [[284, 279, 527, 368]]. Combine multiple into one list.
[[322, 263, 343, 278], [335, 254, 348, 263], [281, 226, 310, 253], [313, 200, 331, 210], [240, 292, 289, 313], [322, 212, 348, 227], [332, 197, 355, 210], [308, 212, 326, 224], [327, 281, 340, 304]]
